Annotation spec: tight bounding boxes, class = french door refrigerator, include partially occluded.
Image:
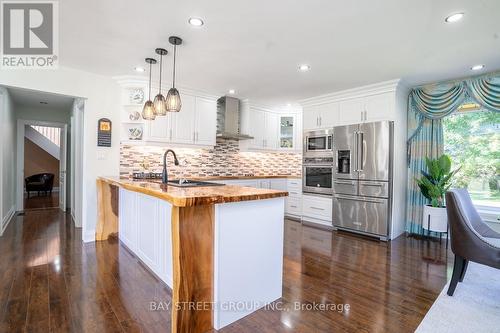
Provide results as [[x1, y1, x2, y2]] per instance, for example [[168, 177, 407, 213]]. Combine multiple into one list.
[[332, 121, 393, 240]]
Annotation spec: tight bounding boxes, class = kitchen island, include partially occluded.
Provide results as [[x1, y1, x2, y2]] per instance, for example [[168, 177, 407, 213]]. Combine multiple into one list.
[[96, 177, 288, 332]]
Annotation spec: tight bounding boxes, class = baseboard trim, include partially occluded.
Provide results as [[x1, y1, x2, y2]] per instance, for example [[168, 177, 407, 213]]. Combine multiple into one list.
[[83, 230, 95, 243], [1, 206, 15, 236]]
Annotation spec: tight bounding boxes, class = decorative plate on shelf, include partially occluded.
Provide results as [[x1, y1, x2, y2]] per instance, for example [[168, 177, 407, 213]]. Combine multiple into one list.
[[129, 88, 144, 104], [129, 111, 141, 121], [128, 127, 143, 140]]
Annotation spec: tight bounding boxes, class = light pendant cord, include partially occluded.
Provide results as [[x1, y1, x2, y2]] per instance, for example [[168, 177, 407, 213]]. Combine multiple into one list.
[[159, 54, 162, 93], [173, 45, 176, 89], [148, 61, 152, 100]]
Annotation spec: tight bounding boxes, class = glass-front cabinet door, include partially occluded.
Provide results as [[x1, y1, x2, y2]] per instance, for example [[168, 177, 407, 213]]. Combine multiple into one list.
[[279, 116, 294, 149]]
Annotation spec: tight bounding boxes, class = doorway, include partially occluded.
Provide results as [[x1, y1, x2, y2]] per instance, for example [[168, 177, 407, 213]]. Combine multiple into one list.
[[23, 124, 65, 209], [17, 121, 68, 211]]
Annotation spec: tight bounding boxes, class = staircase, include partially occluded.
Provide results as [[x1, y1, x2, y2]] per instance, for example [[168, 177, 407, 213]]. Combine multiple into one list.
[[25, 125, 61, 160]]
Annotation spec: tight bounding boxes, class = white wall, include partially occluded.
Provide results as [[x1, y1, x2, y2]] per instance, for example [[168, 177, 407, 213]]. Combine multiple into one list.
[[0, 87, 16, 235], [0, 67, 121, 242], [70, 99, 84, 228], [391, 82, 409, 239]]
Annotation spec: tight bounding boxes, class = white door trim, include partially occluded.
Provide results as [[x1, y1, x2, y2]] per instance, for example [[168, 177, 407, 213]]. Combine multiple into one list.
[[16, 119, 68, 211]]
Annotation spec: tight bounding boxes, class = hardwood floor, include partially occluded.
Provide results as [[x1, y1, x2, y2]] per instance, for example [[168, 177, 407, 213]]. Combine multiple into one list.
[[24, 193, 59, 210], [0, 210, 452, 332]]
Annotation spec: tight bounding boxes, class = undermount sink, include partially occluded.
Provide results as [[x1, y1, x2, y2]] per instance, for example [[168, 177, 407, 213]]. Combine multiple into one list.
[[165, 179, 225, 187]]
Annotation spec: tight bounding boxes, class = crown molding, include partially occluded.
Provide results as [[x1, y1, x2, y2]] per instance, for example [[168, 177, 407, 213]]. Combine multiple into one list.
[[299, 79, 401, 107], [112, 75, 220, 101], [241, 99, 302, 114]]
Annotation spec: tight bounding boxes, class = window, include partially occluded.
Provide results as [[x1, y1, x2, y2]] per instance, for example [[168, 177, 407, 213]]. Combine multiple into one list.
[[443, 108, 500, 213]]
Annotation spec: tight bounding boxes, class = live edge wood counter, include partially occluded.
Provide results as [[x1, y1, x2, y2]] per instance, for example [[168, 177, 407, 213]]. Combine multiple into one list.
[[96, 176, 288, 333]]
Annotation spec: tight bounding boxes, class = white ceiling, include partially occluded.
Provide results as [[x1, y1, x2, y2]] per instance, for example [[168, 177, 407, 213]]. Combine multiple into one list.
[[8, 87, 75, 110], [59, 0, 500, 106]]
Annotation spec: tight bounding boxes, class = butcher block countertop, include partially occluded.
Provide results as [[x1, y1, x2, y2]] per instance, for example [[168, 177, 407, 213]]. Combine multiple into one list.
[[194, 175, 301, 180], [98, 176, 289, 207]]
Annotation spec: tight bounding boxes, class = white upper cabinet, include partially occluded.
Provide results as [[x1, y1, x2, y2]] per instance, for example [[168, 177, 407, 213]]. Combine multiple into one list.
[[364, 93, 394, 122], [338, 98, 364, 125], [247, 109, 266, 149], [317, 103, 340, 128], [148, 114, 172, 142], [240, 104, 301, 152], [303, 105, 321, 130], [302, 88, 397, 130], [171, 94, 196, 144], [264, 112, 278, 149], [194, 97, 217, 146], [303, 103, 339, 129], [144, 93, 217, 147]]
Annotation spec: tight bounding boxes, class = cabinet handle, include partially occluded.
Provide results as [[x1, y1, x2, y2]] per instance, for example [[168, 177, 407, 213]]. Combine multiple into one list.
[[290, 205, 298, 208], [169, 129, 172, 140], [319, 116, 322, 126], [310, 207, 325, 211]]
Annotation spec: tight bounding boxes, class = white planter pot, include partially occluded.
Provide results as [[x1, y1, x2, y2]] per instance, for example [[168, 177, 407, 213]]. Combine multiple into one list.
[[422, 205, 448, 233]]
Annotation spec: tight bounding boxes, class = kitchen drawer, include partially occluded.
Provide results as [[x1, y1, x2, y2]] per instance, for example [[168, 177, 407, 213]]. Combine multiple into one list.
[[287, 178, 302, 188], [332, 179, 357, 196], [302, 195, 332, 221], [287, 188, 302, 198], [285, 197, 302, 216], [358, 180, 389, 198]]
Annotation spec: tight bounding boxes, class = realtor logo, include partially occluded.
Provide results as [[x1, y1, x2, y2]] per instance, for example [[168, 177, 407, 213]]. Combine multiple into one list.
[[1, 1, 58, 68]]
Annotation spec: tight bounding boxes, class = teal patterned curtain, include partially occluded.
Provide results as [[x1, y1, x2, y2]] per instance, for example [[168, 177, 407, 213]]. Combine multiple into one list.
[[406, 73, 500, 235]]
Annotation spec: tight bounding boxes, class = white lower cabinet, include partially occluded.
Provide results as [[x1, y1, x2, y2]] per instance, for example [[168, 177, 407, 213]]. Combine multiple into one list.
[[302, 194, 332, 226], [119, 189, 173, 286], [285, 179, 302, 218], [285, 197, 302, 216]]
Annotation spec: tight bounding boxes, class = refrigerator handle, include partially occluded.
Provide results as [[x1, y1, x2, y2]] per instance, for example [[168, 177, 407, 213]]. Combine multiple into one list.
[[359, 132, 365, 171], [353, 131, 358, 172]]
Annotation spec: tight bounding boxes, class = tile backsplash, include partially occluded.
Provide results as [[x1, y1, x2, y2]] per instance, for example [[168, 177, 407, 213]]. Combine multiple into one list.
[[120, 139, 302, 179]]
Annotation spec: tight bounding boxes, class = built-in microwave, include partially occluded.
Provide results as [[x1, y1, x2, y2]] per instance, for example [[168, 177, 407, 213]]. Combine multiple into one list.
[[304, 129, 333, 157]]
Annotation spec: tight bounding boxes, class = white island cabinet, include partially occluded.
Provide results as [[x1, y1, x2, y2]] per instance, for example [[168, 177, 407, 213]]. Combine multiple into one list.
[[117, 187, 285, 330]]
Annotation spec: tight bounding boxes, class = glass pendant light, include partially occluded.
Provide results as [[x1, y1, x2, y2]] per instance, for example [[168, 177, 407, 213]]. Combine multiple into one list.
[[166, 36, 183, 112], [153, 48, 168, 115], [142, 57, 157, 120]]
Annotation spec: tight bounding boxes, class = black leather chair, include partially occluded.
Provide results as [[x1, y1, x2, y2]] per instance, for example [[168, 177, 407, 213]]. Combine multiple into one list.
[[446, 189, 500, 296], [25, 173, 55, 198]]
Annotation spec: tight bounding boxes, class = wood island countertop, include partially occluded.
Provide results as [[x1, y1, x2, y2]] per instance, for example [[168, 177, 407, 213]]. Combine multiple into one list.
[[98, 176, 288, 207]]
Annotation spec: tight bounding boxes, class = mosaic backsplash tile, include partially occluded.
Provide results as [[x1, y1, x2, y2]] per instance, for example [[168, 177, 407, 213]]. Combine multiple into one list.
[[120, 139, 302, 179]]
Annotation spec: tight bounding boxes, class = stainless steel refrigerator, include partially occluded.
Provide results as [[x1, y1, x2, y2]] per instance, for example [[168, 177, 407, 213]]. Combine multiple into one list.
[[332, 121, 393, 240]]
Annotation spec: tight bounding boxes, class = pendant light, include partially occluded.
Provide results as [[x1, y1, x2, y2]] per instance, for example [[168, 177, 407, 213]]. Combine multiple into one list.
[[142, 57, 157, 120], [166, 36, 183, 112], [153, 48, 168, 115]]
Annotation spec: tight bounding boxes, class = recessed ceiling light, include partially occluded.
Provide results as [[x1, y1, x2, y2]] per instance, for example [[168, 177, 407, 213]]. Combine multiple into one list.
[[228, 89, 236, 94], [134, 66, 145, 72], [188, 17, 204, 27], [286, 103, 292, 107], [445, 12, 464, 23], [298, 64, 310, 72], [471, 64, 485, 71]]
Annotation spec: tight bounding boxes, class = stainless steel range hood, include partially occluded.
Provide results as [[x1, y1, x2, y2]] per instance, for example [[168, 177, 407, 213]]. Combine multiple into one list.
[[216, 96, 254, 140]]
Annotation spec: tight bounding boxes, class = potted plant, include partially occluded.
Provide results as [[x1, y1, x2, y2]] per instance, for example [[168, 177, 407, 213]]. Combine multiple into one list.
[[416, 154, 459, 233]]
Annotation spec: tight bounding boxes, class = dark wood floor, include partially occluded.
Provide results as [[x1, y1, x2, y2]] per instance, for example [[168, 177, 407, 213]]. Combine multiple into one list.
[[24, 193, 59, 210], [0, 210, 452, 332]]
